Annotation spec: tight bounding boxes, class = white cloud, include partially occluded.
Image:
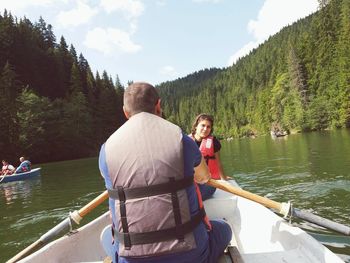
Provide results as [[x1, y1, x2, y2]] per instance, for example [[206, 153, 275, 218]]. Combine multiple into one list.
[[248, 0, 318, 42], [156, 0, 166, 6], [192, 0, 221, 3], [160, 66, 178, 78], [228, 0, 318, 65], [100, 0, 144, 19], [56, 1, 98, 28], [0, 0, 61, 13], [84, 27, 142, 54], [228, 41, 258, 66]]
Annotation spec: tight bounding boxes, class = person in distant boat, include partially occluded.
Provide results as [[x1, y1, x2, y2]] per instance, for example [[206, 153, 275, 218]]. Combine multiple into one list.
[[99, 82, 232, 263], [15, 156, 31, 174], [1, 160, 15, 175], [189, 113, 228, 201]]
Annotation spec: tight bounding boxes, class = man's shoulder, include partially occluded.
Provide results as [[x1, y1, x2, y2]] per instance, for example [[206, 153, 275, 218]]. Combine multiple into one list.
[[183, 134, 198, 154], [182, 133, 195, 146]]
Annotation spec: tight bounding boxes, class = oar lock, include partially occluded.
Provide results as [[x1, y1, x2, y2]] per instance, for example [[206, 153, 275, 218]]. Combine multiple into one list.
[[70, 210, 83, 225], [279, 201, 292, 219]]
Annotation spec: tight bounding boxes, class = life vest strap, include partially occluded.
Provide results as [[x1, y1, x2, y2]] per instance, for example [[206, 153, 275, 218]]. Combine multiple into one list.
[[169, 177, 185, 241], [204, 155, 216, 160], [117, 186, 131, 249], [108, 176, 194, 200], [115, 208, 206, 246]]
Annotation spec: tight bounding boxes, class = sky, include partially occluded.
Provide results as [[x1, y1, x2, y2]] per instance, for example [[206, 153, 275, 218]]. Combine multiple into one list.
[[0, 0, 319, 86]]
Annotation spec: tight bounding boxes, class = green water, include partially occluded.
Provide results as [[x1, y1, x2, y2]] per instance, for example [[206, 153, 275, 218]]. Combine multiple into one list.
[[1, 130, 349, 262]]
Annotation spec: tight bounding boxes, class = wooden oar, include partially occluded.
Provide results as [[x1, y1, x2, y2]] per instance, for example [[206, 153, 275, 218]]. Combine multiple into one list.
[[7, 190, 109, 263], [0, 174, 7, 183], [0, 172, 13, 183], [207, 179, 350, 236]]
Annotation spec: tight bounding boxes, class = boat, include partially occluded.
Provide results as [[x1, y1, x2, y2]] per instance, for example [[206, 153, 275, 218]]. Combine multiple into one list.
[[270, 130, 288, 138], [0, 168, 41, 184], [15, 180, 343, 263]]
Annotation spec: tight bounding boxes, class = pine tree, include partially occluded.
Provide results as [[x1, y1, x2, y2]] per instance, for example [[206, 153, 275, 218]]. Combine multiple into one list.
[[69, 62, 83, 95], [0, 62, 21, 158], [16, 88, 52, 160]]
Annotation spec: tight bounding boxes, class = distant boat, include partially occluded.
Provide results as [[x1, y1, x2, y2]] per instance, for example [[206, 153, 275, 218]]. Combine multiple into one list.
[[271, 130, 288, 138], [0, 168, 41, 183]]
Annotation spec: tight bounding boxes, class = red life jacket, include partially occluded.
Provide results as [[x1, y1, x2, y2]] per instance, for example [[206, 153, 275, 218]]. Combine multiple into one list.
[[199, 136, 221, 180], [2, 165, 14, 175]]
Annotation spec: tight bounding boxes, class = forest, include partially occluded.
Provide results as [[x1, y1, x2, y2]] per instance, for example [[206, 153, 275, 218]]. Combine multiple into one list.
[[0, 11, 126, 163], [1, 0, 349, 163], [157, 0, 350, 138]]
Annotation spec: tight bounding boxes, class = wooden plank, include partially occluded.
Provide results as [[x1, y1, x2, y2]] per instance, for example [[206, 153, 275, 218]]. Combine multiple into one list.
[[227, 246, 244, 263]]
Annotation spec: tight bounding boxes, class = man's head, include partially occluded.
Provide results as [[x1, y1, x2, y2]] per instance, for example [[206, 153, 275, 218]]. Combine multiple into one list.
[[123, 82, 161, 118], [20, 157, 25, 162]]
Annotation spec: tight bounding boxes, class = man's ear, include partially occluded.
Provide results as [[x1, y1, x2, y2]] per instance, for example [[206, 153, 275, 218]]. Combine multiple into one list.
[[155, 99, 162, 116], [123, 106, 130, 119]]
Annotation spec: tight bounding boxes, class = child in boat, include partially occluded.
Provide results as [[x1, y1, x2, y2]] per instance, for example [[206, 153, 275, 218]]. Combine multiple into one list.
[[15, 156, 31, 174], [1, 160, 15, 175], [190, 113, 228, 200]]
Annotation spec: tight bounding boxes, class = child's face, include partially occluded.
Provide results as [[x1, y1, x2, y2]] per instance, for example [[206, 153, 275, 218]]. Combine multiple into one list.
[[195, 119, 212, 139]]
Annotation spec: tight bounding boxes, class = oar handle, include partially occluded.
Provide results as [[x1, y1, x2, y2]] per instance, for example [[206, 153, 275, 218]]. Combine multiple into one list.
[[78, 190, 109, 217], [207, 179, 282, 211]]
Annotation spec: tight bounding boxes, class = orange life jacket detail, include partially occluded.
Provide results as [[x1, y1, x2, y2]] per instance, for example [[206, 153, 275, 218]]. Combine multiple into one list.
[[2, 165, 14, 175], [194, 182, 212, 231], [199, 136, 221, 180]]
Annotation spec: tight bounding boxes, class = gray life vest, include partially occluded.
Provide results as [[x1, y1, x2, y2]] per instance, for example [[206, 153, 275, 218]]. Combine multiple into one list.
[[105, 112, 205, 258]]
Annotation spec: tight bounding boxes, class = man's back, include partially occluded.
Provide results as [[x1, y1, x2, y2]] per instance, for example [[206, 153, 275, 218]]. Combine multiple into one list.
[[99, 82, 231, 263]]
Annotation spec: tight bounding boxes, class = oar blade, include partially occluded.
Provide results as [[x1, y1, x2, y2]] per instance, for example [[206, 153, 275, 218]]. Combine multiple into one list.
[[208, 179, 350, 236], [7, 190, 109, 263], [40, 218, 72, 243], [6, 218, 72, 263], [293, 208, 350, 236]]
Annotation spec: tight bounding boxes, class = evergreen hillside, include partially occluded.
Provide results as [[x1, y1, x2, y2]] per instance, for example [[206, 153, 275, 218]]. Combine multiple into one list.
[[0, 11, 126, 163], [1, 0, 349, 163], [157, 0, 350, 137]]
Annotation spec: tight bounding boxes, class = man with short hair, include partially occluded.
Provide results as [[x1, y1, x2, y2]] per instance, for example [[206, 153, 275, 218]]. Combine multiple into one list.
[[99, 82, 232, 263], [15, 156, 31, 174]]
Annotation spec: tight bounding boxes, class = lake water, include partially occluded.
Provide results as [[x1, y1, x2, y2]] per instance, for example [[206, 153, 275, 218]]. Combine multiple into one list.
[[1, 130, 349, 262]]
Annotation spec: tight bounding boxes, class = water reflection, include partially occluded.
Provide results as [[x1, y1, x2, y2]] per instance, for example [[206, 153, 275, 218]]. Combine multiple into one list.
[[0, 178, 41, 205], [221, 129, 350, 262]]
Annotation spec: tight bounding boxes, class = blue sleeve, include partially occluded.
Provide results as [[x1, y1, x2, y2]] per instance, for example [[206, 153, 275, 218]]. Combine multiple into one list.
[[183, 133, 202, 178], [99, 143, 112, 189], [99, 144, 118, 227], [15, 163, 23, 173]]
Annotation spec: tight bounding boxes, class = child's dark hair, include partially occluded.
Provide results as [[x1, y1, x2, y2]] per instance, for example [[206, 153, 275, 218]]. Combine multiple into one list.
[[190, 113, 214, 135]]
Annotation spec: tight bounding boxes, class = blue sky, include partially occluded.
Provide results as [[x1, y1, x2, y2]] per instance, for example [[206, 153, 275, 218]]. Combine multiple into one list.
[[1, 0, 318, 86]]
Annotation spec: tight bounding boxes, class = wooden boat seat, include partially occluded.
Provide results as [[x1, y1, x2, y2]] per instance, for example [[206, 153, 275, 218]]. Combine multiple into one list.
[[100, 224, 114, 259], [238, 248, 317, 263]]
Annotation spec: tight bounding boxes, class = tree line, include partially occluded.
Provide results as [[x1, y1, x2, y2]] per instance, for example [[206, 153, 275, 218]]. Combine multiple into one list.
[[0, 11, 126, 163], [157, 0, 350, 138], [1, 0, 349, 163]]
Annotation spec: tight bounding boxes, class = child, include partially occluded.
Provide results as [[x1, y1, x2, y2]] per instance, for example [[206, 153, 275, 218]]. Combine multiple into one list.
[[1, 160, 15, 175], [190, 114, 228, 200]]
